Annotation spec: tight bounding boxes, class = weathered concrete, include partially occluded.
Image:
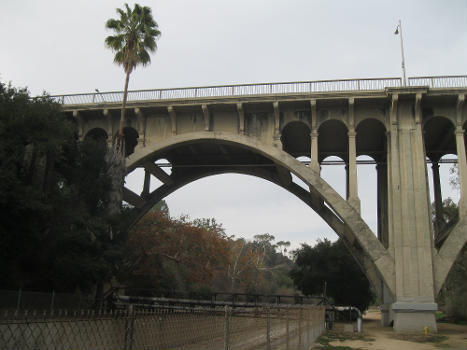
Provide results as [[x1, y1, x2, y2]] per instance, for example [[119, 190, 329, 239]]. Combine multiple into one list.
[[61, 80, 467, 332]]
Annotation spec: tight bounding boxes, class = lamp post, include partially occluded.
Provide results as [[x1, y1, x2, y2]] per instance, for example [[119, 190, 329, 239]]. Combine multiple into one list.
[[394, 19, 407, 86]]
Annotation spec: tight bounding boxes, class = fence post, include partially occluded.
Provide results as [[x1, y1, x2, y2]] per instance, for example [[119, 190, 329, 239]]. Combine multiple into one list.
[[50, 290, 55, 312], [286, 305, 290, 350], [124, 304, 135, 350], [298, 307, 302, 348], [224, 305, 230, 350], [266, 307, 271, 350], [16, 288, 22, 311]]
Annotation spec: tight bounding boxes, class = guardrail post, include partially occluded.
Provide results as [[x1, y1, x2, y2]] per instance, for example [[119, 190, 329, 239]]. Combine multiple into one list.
[[224, 305, 230, 350]]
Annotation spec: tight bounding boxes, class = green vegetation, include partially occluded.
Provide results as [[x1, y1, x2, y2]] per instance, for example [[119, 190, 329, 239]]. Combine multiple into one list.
[[392, 333, 448, 344], [122, 213, 296, 294], [315, 332, 372, 350], [290, 239, 374, 312], [436, 243, 466, 323], [433, 197, 465, 324], [0, 82, 125, 292]]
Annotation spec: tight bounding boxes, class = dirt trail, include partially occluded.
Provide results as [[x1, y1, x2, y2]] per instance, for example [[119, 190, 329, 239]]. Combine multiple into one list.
[[324, 308, 466, 350]]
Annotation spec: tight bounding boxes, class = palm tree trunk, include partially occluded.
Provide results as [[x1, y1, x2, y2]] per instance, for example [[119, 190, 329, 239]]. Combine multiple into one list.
[[106, 70, 131, 217], [119, 70, 131, 138]]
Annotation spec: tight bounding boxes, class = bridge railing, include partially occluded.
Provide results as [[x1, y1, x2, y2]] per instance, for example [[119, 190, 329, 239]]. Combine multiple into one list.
[[51, 75, 466, 105], [408, 75, 467, 88]]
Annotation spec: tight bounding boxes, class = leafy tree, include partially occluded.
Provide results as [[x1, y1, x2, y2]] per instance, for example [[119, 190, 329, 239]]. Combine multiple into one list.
[[449, 163, 459, 190], [432, 197, 459, 225], [290, 239, 374, 311], [276, 240, 291, 255], [121, 211, 230, 293], [434, 198, 465, 322], [0, 82, 123, 293], [104, 3, 161, 215], [226, 235, 295, 294]]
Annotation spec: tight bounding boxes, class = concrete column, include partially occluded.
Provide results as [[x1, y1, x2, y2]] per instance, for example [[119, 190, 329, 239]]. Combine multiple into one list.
[[236, 103, 245, 135], [202, 104, 210, 131], [135, 108, 145, 146], [310, 99, 320, 173], [310, 130, 319, 173], [431, 161, 443, 234], [168, 106, 177, 135], [388, 93, 437, 332], [273, 101, 280, 143], [103, 109, 113, 148], [347, 129, 360, 213], [73, 110, 84, 140], [455, 127, 467, 212], [376, 162, 389, 248]]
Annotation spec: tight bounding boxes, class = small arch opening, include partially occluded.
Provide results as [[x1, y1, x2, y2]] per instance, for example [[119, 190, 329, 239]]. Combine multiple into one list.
[[318, 120, 348, 163], [281, 121, 311, 158]]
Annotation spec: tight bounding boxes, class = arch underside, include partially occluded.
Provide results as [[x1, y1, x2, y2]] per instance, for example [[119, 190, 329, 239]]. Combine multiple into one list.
[[123, 131, 396, 299]]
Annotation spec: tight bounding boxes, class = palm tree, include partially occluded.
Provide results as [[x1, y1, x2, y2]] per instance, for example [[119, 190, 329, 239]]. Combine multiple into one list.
[[104, 3, 160, 215], [105, 3, 160, 141]]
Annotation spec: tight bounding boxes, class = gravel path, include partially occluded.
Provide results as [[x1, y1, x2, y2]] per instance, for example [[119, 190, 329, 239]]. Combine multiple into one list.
[[323, 308, 466, 350]]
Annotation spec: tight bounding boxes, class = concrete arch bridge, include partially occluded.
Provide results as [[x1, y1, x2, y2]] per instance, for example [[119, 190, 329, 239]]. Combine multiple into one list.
[[56, 76, 467, 332]]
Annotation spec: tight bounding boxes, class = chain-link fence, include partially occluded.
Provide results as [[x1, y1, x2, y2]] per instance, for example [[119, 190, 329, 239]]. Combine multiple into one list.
[[0, 290, 95, 312], [0, 305, 325, 350]]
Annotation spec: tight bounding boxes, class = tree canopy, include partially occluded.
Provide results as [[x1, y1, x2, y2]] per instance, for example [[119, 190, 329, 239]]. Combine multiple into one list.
[[121, 211, 295, 296], [0, 82, 125, 292], [105, 3, 161, 138], [290, 239, 374, 311]]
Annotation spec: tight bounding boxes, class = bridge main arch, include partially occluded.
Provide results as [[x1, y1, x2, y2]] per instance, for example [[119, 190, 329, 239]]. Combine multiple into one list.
[[125, 131, 395, 298]]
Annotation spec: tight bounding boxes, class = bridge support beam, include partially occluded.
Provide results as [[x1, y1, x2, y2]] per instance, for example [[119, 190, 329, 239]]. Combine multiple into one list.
[[387, 92, 438, 332]]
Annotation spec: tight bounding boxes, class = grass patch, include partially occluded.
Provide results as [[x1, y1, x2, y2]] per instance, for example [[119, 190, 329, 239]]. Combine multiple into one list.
[[314, 331, 374, 350], [392, 333, 448, 344], [435, 311, 467, 325]]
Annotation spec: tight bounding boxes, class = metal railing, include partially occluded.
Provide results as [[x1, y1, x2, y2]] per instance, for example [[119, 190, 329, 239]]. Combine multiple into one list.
[[408, 75, 467, 88], [50, 75, 467, 106]]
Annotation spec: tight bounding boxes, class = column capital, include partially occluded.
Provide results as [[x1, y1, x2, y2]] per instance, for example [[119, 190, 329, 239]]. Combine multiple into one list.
[[348, 130, 357, 138], [455, 127, 465, 136]]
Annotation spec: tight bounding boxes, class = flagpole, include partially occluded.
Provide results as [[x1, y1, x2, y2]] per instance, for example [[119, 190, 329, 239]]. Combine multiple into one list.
[[396, 19, 407, 86]]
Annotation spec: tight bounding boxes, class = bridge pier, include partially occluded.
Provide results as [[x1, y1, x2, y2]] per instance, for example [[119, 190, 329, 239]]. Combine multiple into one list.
[[387, 92, 439, 332]]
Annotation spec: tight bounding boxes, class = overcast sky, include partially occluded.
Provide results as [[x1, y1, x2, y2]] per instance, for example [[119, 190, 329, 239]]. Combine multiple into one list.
[[1, 0, 465, 249]]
